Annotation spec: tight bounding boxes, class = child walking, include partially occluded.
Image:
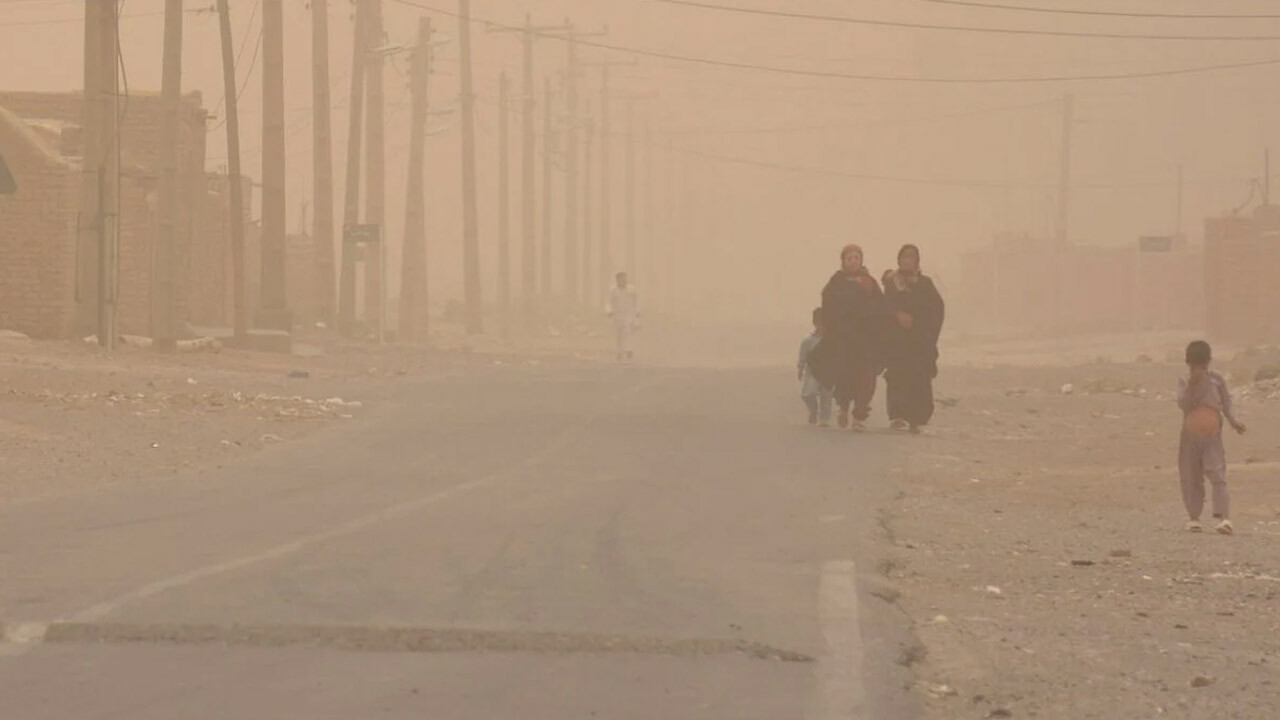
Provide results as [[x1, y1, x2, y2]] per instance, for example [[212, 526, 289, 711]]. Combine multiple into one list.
[[798, 308, 834, 427], [1177, 340, 1246, 535]]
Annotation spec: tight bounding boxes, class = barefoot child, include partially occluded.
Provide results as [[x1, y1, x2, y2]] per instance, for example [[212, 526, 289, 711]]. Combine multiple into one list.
[[798, 308, 834, 426], [1177, 340, 1246, 534]]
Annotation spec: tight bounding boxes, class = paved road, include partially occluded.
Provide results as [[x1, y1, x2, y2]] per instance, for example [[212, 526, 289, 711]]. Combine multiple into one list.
[[0, 360, 920, 719]]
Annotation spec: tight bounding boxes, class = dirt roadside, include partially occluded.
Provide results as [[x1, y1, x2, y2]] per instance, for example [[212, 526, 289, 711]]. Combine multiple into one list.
[[883, 340, 1280, 720], [0, 328, 522, 507]]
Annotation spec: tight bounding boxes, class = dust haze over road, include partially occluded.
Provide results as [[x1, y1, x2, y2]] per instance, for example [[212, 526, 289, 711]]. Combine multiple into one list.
[[7, 0, 1280, 717]]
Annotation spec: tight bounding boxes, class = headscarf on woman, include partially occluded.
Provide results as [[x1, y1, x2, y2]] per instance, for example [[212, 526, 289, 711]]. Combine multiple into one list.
[[882, 243, 945, 431]]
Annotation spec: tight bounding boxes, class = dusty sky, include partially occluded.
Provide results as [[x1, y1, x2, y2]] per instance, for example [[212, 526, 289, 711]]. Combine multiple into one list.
[[3, 0, 1280, 323]]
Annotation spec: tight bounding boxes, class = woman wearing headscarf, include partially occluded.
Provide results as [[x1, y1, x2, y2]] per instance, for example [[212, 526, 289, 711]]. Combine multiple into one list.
[[882, 244, 945, 433], [813, 244, 884, 431]]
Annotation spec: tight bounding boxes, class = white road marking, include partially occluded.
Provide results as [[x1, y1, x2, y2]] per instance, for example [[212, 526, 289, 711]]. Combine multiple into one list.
[[1, 380, 654, 654], [812, 560, 867, 720]]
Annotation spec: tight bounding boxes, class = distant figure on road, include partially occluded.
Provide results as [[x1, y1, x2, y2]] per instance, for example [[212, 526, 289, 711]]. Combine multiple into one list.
[[798, 307, 834, 427], [814, 244, 884, 431], [1177, 340, 1246, 535], [607, 272, 640, 363], [882, 244, 946, 434]]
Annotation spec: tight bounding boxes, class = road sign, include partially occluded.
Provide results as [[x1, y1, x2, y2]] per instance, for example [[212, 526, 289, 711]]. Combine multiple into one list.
[[343, 223, 380, 246], [0, 152, 15, 195]]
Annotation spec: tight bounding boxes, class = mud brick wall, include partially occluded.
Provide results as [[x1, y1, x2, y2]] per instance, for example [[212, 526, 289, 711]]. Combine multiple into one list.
[[959, 245, 1204, 336], [0, 162, 78, 338], [1205, 216, 1280, 346], [0, 91, 211, 336]]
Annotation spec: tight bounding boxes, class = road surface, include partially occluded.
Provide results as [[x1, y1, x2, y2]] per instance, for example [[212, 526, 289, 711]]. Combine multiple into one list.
[[0, 360, 919, 719]]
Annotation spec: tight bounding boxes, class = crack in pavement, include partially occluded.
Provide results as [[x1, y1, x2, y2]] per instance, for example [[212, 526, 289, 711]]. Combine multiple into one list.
[[22, 621, 815, 662]]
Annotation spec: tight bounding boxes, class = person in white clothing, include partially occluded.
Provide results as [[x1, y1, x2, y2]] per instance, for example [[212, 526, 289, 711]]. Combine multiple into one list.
[[606, 272, 640, 362]]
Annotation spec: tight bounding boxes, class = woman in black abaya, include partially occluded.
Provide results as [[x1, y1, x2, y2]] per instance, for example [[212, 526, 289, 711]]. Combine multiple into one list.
[[882, 244, 945, 433]]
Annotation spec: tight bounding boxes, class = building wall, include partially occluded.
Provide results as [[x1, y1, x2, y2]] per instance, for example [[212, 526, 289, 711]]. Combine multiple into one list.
[[0, 161, 78, 338], [957, 243, 1204, 337], [0, 91, 211, 337], [1205, 214, 1280, 346]]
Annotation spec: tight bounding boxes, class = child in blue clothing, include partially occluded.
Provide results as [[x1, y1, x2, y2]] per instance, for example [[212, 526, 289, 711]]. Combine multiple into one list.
[[798, 307, 834, 427]]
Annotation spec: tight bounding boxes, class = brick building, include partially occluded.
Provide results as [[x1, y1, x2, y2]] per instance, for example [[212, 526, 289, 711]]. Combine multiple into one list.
[[0, 90, 212, 339]]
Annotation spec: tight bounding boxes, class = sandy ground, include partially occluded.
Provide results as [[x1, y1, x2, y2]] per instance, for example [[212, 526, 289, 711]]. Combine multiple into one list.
[[889, 338, 1280, 720]]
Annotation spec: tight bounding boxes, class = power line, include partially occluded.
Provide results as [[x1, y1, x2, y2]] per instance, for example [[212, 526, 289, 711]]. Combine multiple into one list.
[[668, 144, 1254, 191], [0, 4, 212, 26], [389, 0, 1280, 84], [650, 0, 1280, 42], [656, 98, 1057, 136], [914, 0, 1280, 21]]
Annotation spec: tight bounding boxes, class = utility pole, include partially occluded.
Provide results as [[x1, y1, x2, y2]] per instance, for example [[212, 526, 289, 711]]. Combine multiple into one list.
[[399, 17, 431, 343], [260, 0, 290, 332], [497, 71, 512, 334], [489, 17, 573, 323], [582, 104, 595, 308], [98, 1, 121, 349], [1175, 163, 1184, 238], [216, 0, 247, 339], [311, 0, 337, 326], [598, 65, 612, 296], [153, 0, 183, 351], [1053, 92, 1073, 332], [1265, 149, 1272, 206], [642, 112, 654, 308], [338, 2, 366, 334], [624, 100, 636, 280], [562, 27, 580, 306], [78, 0, 102, 338], [364, 0, 387, 339], [1055, 93, 1074, 247], [541, 75, 556, 304], [458, 0, 483, 335]]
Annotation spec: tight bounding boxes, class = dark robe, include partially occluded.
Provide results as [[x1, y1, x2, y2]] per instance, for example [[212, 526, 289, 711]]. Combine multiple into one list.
[[883, 273, 945, 427], [813, 269, 884, 419]]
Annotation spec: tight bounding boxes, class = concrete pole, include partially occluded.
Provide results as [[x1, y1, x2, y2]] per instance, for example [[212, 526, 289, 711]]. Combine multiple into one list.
[[98, 1, 121, 350], [562, 28, 580, 305], [364, 0, 386, 338], [459, 0, 484, 334], [338, 2, 367, 333], [153, 0, 184, 350], [78, 0, 103, 337], [311, 0, 337, 326], [216, 0, 248, 339], [259, 0, 290, 331], [399, 17, 431, 343], [497, 71, 512, 333]]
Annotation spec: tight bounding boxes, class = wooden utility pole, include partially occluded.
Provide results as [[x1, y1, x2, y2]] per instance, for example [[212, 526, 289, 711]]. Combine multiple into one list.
[[399, 17, 431, 343], [541, 76, 556, 304], [459, 0, 483, 335], [216, 0, 247, 339], [78, 0, 103, 338], [338, 2, 367, 333], [561, 28, 580, 306], [259, 0, 290, 331], [98, 1, 121, 350], [311, 0, 337, 326], [497, 71, 512, 332], [581, 105, 595, 308], [153, 0, 184, 351], [364, 0, 386, 339]]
